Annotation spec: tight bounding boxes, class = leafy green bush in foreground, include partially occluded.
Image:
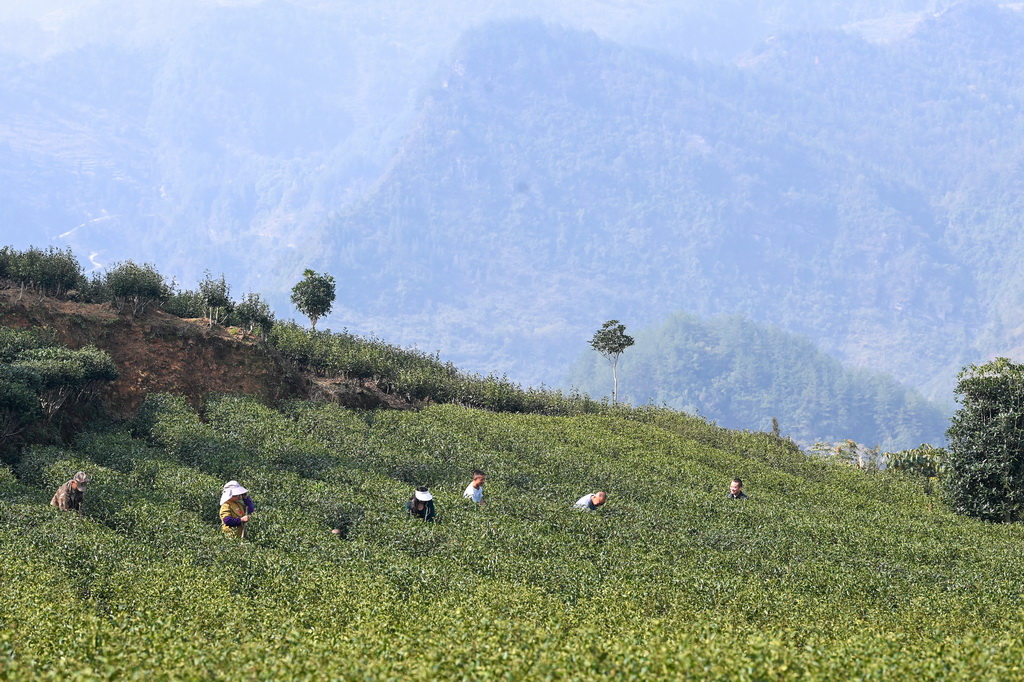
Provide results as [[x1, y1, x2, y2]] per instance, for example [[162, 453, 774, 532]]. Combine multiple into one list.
[[3, 395, 1024, 679]]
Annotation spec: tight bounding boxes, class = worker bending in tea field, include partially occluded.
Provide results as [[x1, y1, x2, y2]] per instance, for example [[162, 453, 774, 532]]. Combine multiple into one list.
[[220, 481, 253, 538], [407, 486, 437, 522], [463, 469, 486, 506], [50, 471, 90, 515], [727, 478, 748, 499], [574, 491, 607, 510]]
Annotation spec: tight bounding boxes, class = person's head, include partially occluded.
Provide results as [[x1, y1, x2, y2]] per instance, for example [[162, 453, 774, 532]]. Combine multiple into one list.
[[472, 469, 485, 487], [730, 478, 743, 495], [592, 491, 607, 506], [410, 486, 432, 511], [71, 471, 89, 492]]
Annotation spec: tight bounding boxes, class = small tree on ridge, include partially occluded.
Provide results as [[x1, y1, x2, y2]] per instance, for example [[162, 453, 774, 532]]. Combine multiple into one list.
[[291, 269, 335, 330], [590, 319, 634, 405]]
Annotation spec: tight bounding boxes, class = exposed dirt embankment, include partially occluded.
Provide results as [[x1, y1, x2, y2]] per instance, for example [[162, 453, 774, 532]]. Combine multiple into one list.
[[0, 291, 410, 418]]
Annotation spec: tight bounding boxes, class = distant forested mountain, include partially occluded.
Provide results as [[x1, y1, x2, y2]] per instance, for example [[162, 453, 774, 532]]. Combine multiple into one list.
[[310, 3, 1024, 401], [566, 312, 948, 450], [2, 0, 1023, 415]]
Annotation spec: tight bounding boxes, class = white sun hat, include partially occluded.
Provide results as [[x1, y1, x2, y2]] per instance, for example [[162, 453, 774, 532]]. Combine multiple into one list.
[[414, 487, 433, 501], [219, 483, 248, 505]]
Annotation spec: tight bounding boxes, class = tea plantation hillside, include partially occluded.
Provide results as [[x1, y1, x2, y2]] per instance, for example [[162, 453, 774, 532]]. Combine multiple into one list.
[[4, 395, 1024, 679]]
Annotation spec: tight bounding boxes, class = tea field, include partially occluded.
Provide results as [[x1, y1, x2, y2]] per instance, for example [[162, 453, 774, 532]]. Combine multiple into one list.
[[3, 395, 1024, 680]]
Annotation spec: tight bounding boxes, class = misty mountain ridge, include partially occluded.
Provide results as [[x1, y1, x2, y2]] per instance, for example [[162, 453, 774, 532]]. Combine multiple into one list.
[[314, 6, 1022, 399], [1, 1, 1021, 436], [567, 312, 949, 450]]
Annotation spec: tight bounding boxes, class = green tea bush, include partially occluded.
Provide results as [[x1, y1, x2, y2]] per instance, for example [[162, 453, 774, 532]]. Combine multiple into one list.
[[230, 291, 275, 337], [14, 444, 72, 486], [133, 393, 243, 477], [73, 429, 166, 472], [162, 288, 206, 319], [8, 399, 1024, 679], [2, 328, 117, 449], [101, 260, 172, 316], [270, 323, 611, 416]]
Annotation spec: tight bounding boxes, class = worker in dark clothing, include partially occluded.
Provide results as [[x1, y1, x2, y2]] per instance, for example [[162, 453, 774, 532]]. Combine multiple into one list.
[[406, 486, 436, 522], [50, 472, 89, 515]]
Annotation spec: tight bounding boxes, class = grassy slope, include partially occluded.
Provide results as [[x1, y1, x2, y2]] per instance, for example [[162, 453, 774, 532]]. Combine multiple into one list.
[[2, 397, 1023, 680]]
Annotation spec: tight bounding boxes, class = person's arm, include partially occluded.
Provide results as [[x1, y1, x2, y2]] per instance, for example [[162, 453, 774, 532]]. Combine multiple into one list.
[[220, 503, 245, 526], [425, 501, 436, 522], [244, 495, 255, 515]]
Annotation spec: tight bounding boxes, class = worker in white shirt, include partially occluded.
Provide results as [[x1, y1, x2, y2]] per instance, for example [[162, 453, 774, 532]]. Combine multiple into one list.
[[463, 469, 485, 506]]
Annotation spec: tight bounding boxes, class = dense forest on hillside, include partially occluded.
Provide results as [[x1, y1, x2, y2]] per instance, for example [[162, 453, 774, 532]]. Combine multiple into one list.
[[3, 1, 1024, 404], [309, 4, 1024, 397], [567, 312, 948, 449]]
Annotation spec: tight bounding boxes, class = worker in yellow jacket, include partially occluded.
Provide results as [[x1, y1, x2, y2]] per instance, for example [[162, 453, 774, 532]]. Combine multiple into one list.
[[219, 481, 253, 538]]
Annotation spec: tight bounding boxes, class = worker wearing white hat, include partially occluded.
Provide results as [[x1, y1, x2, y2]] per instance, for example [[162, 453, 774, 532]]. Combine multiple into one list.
[[219, 481, 253, 538], [406, 486, 436, 522]]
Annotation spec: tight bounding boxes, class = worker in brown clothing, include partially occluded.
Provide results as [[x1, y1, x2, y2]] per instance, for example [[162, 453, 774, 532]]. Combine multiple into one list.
[[50, 471, 90, 515]]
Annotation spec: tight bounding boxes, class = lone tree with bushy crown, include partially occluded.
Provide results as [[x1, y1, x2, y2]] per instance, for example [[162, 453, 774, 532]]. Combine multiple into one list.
[[291, 269, 335, 330], [946, 357, 1024, 522], [590, 319, 634, 404]]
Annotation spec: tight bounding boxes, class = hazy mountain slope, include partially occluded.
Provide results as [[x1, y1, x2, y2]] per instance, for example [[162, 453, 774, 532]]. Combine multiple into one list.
[[0, 0, 1018, 405], [566, 312, 949, 449], [0, 0, 948, 279], [309, 9, 1024, 397]]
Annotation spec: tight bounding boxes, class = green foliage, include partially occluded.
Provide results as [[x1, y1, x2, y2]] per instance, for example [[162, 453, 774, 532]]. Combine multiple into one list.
[[10, 345, 117, 422], [232, 291, 275, 338], [5, 397, 1024, 678], [199, 270, 232, 325], [0, 328, 117, 446], [590, 319, 635, 404], [590, 319, 635, 358], [269, 322, 607, 415], [102, 261, 172, 316], [945, 358, 1024, 522], [14, 346, 119, 391], [887, 443, 947, 479], [0, 245, 85, 299], [0, 367, 41, 446], [163, 288, 206, 319], [290, 269, 335, 330], [0, 325, 52, 361]]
